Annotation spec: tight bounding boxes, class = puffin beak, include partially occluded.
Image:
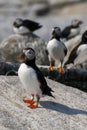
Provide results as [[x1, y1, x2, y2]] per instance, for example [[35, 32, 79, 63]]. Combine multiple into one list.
[[18, 52, 25, 62]]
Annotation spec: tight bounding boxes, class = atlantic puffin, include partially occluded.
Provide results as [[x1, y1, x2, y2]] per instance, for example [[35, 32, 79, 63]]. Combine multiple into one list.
[[61, 19, 83, 40], [65, 30, 87, 65], [18, 48, 54, 109], [47, 27, 67, 73], [13, 18, 42, 34]]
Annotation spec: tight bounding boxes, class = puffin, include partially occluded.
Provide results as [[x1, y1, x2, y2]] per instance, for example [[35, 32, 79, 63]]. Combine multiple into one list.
[[18, 47, 54, 109], [47, 27, 67, 73], [13, 18, 42, 34], [61, 19, 83, 40], [65, 30, 87, 65]]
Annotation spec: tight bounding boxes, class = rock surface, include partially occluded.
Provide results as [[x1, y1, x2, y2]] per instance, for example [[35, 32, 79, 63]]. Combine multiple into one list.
[[0, 33, 49, 65], [0, 61, 87, 92], [0, 76, 87, 130]]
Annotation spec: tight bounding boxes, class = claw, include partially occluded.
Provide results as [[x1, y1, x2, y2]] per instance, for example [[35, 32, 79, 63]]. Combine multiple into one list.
[[57, 67, 65, 74], [23, 99, 35, 105]]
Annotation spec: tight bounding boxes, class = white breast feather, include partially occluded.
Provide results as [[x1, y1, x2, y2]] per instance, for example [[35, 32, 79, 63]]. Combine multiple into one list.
[[47, 39, 66, 61], [68, 28, 80, 38], [13, 26, 30, 34], [18, 63, 42, 97], [77, 44, 87, 55]]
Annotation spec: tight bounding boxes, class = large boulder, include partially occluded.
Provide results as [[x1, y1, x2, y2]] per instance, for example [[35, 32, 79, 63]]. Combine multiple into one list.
[[0, 76, 87, 130], [0, 33, 49, 65]]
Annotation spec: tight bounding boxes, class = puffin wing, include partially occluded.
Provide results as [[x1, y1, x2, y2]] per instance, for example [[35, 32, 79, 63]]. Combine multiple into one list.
[[62, 26, 71, 38], [61, 41, 68, 56], [34, 67, 54, 97], [23, 19, 42, 31]]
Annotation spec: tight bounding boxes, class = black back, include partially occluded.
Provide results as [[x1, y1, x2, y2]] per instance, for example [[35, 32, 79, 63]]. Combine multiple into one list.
[[61, 26, 71, 38], [23, 19, 42, 31]]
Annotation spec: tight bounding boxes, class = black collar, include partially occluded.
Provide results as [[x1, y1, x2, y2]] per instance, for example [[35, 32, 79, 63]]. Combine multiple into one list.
[[51, 36, 60, 41]]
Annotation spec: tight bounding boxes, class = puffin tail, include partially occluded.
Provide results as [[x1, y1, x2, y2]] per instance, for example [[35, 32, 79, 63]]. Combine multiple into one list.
[[47, 86, 55, 99], [49, 92, 55, 99], [38, 24, 42, 29]]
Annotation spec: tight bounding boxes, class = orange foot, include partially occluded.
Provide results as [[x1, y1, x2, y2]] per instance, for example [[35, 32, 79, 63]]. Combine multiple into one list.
[[23, 99, 35, 105], [28, 104, 38, 109], [49, 65, 54, 71], [57, 67, 65, 74]]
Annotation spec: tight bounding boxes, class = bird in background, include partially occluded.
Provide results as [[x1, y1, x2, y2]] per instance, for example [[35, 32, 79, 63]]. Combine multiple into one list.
[[61, 19, 83, 40], [47, 27, 67, 73], [65, 30, 87, 65], [13, 18, 42, 35], [18, 47, 54, 109]]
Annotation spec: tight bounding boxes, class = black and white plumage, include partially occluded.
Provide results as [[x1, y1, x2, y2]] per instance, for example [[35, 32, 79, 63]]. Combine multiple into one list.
[[47, 27, 67, 73], [13, 18, 42, 34], [18, 48, 54, 109], [61, 19, 83, 40], [65, 30, 87, 65]]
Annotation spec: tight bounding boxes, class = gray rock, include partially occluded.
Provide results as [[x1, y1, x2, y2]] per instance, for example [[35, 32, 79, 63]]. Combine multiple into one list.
[[0, 62, 19, 75], [0, 33, 49, 65], [0, 61, 87, 92], [0, 76, 87, 130]]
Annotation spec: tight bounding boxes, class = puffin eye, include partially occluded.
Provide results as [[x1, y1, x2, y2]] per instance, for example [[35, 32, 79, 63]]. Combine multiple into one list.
[[28, 50, 32, 54], [25, 49, 33, 56]]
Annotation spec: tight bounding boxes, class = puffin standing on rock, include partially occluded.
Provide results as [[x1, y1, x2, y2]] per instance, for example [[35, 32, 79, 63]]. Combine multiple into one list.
[[13, 18, 42, 34], [18, 48, 54, 109], [61, 19, 83, 40], [47, 27, 67, 73]]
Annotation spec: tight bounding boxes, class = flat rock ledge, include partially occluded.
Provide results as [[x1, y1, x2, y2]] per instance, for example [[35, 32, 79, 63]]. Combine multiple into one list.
[[0, 33, 49, 65], [0, 61, 87, 92], [0, 76, 87, 130], [40, 66, 87, 92]]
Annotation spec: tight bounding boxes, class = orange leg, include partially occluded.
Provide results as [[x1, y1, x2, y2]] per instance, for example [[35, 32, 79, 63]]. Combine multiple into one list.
[[28, 95, 40, 109], [23, 94, 35, 105], [49, 62, 54, 71], [57, 67, 65, 74], [49, 65, 54, 71], [57, 62, 65, 74]]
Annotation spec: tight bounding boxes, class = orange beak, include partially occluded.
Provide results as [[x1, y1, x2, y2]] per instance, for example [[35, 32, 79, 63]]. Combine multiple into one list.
[[18, 52, 25, 62]]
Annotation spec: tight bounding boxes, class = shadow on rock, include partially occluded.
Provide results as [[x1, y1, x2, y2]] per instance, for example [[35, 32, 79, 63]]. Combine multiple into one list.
[[40, 101, 87, 115]]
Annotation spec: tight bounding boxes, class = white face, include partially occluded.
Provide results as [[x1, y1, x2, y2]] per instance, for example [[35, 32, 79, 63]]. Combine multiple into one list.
[[23, 49, 35, 60], [71, 19, 79, 26], [15, 18, 23, 26]]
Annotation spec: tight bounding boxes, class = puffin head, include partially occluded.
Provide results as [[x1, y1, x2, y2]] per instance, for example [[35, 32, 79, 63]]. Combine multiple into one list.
[[71, 19, 83, 27], [18, 48, 35, 62], [13, 18, 23, 28], [52, 27, 62, 38], [82, 30, 87, 43]]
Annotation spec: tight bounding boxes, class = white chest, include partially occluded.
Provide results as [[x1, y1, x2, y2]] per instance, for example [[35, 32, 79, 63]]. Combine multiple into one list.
[[47, 39, 65, 60], [69, 28, 80, 38], [13, 26, 30, 34], [77, 44, 87, 55], [18, 63, 42, 96]]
